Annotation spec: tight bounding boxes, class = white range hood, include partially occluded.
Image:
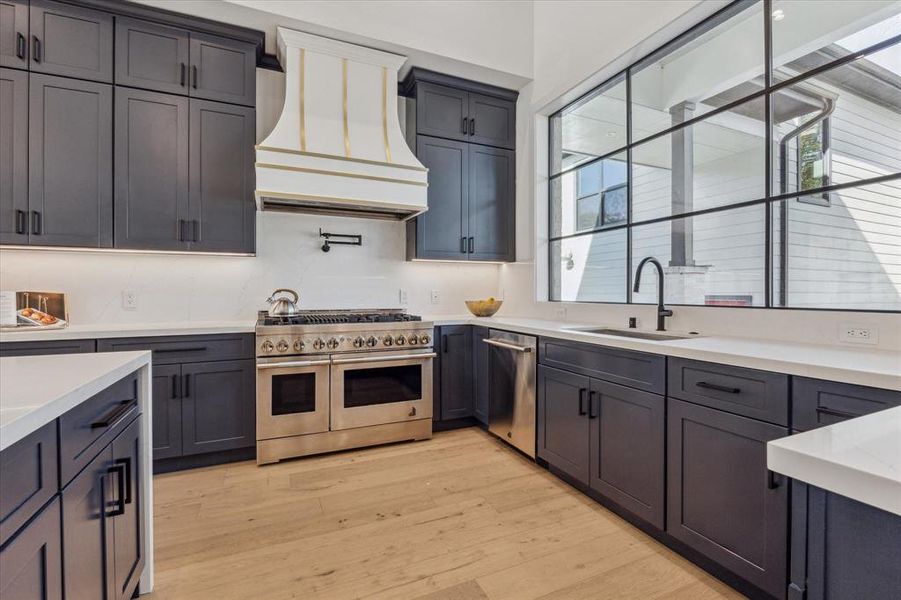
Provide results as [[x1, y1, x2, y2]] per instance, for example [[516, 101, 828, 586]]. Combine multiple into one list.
[[255, 28, 428, 220]]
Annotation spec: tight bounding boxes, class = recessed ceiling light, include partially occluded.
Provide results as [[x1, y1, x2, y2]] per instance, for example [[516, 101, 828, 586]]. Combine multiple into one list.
[[772, 8, 785, 21]]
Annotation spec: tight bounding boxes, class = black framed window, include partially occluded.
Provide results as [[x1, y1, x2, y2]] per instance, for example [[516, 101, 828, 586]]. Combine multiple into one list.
[[548, 0, 901, 311]]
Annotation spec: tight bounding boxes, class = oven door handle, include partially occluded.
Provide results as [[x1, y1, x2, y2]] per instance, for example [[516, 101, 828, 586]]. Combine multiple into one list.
[[331, 352, 437, 365], [257, 359, 332, 369]]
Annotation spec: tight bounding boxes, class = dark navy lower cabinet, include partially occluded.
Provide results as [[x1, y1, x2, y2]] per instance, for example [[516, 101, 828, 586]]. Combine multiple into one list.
[[437, 325, 474, 421], [790, 483, 901, 600], [152, 363, 183, 459], [537, 365, 591, 484], [588, 379, 664, 530], [0, 338, 95, 357], [180, 359, 255, 455], [792, 377, 901, 432], [472, 326, 489, 425], [0, 496, 62, 600], [667, 398, 788, 598]]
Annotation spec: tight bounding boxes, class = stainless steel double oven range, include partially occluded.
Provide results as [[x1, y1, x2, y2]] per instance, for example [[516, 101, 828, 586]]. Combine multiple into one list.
[[255, 309, 434, 464]]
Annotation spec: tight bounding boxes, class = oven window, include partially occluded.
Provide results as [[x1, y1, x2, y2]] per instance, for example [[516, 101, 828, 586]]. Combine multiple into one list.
[[271, 373, 317, 415], [343, 365, 422, 408]]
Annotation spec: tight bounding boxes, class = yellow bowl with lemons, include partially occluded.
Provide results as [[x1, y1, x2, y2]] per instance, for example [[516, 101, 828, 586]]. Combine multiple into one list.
[[465, 297, 503, 317]]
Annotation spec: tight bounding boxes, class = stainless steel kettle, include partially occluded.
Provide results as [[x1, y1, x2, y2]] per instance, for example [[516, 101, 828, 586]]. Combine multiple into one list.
[[266, 289, 300, 317]]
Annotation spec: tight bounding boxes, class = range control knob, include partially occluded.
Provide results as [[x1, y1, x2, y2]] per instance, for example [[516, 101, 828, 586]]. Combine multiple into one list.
[[394, 335, 407, 346], [261, 340, 274, 353], [276, 339, 289, 352], [327, 338, 340, 350], [382, 336, 393, 347], [408, 334, 420, 345], [312, 338, 325, 351], [353, 336, 365, 349], [419, 333, 431, 346], [366, 336, 378, 348], [294, 339, 305, 352]]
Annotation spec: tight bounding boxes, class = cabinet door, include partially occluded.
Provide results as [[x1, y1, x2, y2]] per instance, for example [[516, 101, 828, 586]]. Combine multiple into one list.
[[181, 359, 255, 455], [188, 99, 255, 253], [29, 0, 112, 82], [115, 17, 190, 96], [537, 365, 590, 485], [472, 326, 489, 425], [29, 74, 112, 247], [588, 380, 664, 529], [468, 93, 515, 150], [189, 32, 255, 106], [0, 0, 28, 69], [62, 445, 113, 600], [0, 497, 62, 600], [667, 398, 788, 598], [414, 135, 469, 259], [439, 325, 474, 420], [416, 82, 469, 142], [468, 143, 515, 261], [110, 417, 145, 600], [152, 364, 182, 460], [114, 87, 189, 250], [0, 67, 28, 245]]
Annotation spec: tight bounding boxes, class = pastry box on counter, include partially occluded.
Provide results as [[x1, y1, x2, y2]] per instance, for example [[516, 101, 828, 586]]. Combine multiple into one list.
[[0, 291, 68, 329]]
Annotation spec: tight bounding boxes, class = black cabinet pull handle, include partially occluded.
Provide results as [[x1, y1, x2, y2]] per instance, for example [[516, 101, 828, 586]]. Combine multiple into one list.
[[90, 400, 137, 429], [107, 464, 127, 516], [15, 210, 26, 234], [32, 35, 41, 62], [177, 219, 184, 242], [156, 346, 207, 354], [115, 457, 133, 504], [442, 334, 448, 354], [578, 388, 587, 416], [183, 373, 191, 397], [461, 117, 467, 134], [180, 62, 186, 86], [16, 32, 26, 59], [460, 236, 466, 253], [192, 65, 198, 89], [469, 118, 475, 135], [696, 381, 740, 394], [171, 373, 179, 398], [588, 390, 598, 419], [193, 219, 200, 243], [31, 211, 41, 235], [767, 470, 780, 490], [815, 406, 857, 420], [468, 237, 474, 253]]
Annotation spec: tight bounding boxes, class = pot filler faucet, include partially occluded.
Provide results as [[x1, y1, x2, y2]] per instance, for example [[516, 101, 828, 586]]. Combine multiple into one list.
[[633, 257, 673, 332]]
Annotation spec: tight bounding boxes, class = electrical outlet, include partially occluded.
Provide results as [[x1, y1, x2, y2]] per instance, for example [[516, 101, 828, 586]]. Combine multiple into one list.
[[398, 289, 408, 305], [554, 307, 567, 320], [121, 290, 137, 310], [430, 290, 440, 305], [840, 323, 877, 345]]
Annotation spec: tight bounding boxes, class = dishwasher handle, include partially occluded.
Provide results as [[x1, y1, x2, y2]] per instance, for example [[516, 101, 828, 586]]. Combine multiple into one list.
[[482, 338, 534, 353]]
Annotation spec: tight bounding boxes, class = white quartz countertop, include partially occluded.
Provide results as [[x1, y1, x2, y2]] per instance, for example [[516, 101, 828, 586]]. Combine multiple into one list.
[[0, 320, 254, 342], [428, 316, 901, 391], [768, 406, 901, 515], [0, 351, 151, 451]]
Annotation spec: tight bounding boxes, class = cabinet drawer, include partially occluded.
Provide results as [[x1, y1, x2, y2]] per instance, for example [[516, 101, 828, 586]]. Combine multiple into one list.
[[0, 421, 58, 547], [97, 333, 254, 364], [793, 378, 901, 432], [0, 339, 95, 357], [539, 338, 664, 394], [668, 358, 788, 426], [58, 372, 139, 486]]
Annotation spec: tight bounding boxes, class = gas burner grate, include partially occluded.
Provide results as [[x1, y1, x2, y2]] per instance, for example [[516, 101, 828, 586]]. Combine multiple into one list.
[[257, 310, 422, 327]]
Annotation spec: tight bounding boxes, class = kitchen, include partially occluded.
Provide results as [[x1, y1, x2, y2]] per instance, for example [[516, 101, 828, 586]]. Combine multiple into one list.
[[0, 0, 899, 599]]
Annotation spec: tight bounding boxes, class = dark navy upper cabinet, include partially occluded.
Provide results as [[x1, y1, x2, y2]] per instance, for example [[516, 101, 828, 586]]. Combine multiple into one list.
[[188, 99, 256, 253], [667, 398, 788, 598], [468, 92, 515, 150], [402, 69, 517, 262], [588, 379, 665, 530], [0, 67, 28, 245], [29, 0, 113, 82], [537, 365, 591, 485], [0, 0, 28, 69], [115, 17, 190, 96], [29, 73, 113, 248], [189, 32, 255, 107], [114, 87, 190, 251]]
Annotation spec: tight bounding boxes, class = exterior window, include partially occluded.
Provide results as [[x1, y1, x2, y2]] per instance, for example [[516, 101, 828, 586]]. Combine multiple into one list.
[[547, 1, 901, 311]]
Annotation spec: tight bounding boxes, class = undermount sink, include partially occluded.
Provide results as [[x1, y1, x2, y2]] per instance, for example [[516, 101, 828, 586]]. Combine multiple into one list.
[[567, 327, 696, 341]]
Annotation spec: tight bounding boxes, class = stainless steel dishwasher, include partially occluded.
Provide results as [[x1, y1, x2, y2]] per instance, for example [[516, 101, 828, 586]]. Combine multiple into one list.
[[483, 330, 537, 458]]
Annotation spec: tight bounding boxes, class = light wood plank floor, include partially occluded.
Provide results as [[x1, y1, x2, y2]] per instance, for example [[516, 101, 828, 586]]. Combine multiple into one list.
[[148, 427, 743, 600]]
